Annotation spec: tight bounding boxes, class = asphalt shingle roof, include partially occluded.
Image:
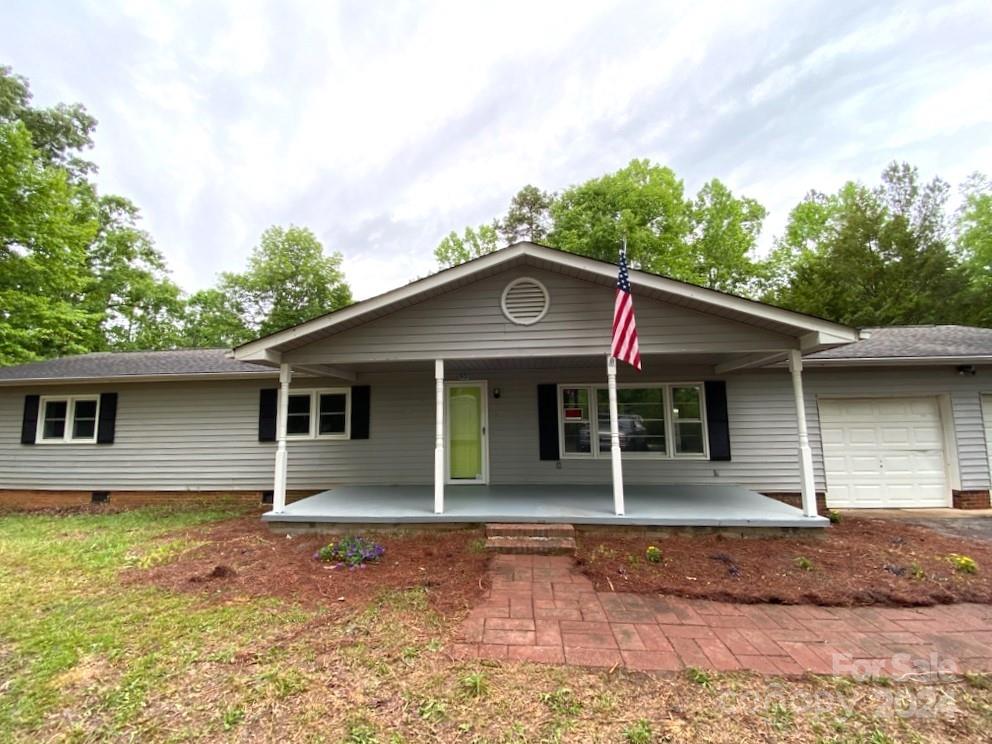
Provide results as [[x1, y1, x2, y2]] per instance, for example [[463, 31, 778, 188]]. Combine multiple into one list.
[[807, 325, 992, 360], [1, 325, 990, 382], [0, 349, 273, 382]]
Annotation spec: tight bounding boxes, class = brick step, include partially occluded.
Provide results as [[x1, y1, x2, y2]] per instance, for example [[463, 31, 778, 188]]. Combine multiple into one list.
[[485, 522, 575, 538], [484, 535, 576, 555]]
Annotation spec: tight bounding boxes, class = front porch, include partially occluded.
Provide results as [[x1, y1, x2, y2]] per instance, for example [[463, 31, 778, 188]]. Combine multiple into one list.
[[263, 484, 827, 528]]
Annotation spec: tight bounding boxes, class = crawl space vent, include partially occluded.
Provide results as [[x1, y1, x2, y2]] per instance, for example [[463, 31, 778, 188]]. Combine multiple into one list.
[[500, 277, 550, 325]]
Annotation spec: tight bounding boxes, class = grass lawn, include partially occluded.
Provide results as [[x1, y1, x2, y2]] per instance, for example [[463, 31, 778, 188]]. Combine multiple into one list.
[[1, 504, 990, 743]]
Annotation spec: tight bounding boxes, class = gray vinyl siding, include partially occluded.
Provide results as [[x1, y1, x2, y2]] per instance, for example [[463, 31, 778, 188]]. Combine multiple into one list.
[[1, 365, 988, 495], [804, 367, 992, 492], [284, 267, 796, 365]]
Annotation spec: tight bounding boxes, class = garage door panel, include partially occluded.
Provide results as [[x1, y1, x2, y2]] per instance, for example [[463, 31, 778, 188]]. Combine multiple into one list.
[[820, 397, 948, 508]]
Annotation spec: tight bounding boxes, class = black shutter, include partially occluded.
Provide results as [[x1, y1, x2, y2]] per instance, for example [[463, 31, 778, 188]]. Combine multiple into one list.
[[96, 392, 118, 444], [21, 395, 40, 445], [704, 380, 731, 461], [537, 384, 560, 461], [258, 388, 277, 442], [351, 385, 371, 439]]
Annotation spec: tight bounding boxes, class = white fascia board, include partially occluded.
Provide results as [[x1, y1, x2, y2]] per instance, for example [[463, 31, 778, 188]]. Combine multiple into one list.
[[800, 356, 992, 367], [0, 371, 279, 387]]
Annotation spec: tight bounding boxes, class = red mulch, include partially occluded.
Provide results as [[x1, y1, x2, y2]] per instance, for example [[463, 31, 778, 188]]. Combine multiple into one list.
[[576, 517, 992, 607], [123, 516, 491, 615]]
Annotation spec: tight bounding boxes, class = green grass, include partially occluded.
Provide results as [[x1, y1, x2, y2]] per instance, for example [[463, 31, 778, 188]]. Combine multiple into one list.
[[1, 504, 990, 743], [0, 504, 309, 740]]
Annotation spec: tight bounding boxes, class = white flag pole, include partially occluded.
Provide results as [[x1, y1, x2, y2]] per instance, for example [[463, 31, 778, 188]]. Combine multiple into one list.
[[607, 354, 625, 516], [608, 236, 626, 516]]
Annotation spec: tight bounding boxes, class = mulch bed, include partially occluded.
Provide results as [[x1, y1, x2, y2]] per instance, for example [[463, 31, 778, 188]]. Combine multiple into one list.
[[576, 517, 992, 607], [124, 516, 491, 614]]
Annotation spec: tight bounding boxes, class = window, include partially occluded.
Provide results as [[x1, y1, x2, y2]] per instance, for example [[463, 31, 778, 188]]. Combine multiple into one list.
[[284, 388, 351, 439], [559, 384, 707, 459], [38, 396, 100, 443]]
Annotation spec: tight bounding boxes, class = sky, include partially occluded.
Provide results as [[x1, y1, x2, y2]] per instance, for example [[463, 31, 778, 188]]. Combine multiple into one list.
[[3, 0, 992, 299]]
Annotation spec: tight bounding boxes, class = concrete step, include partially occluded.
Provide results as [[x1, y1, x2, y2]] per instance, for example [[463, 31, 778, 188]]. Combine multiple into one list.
[[484, 535, 577, 555], [485, 522, 575, 538]]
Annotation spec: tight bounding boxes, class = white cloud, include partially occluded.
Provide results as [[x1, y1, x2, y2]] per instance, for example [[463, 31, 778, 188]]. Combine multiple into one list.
[[2, 0, 990, 300]]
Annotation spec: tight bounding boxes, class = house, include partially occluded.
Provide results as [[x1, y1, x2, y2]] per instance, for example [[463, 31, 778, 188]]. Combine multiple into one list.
[[1, 243, 990, 527]]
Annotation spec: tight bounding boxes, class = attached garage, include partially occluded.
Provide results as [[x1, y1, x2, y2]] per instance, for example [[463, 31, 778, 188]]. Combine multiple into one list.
[[819, 397, 950, 508]]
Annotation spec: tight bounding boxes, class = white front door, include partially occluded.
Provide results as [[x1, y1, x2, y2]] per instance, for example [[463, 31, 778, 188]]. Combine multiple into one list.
[[819, 397, 949, 508], [445, 381, 489, 484]]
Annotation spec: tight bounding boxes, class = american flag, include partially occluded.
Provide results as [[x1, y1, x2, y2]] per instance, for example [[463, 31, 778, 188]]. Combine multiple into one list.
[[611, 244, 641, 370]]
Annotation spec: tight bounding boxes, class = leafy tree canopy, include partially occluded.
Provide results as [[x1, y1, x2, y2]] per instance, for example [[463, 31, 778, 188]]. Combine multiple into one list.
[[183, 226, 353, 347]]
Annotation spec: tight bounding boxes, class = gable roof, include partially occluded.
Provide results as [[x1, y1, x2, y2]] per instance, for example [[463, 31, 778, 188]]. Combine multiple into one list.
[[233, 242, 857, 362], [804, 325, 992, 365], [0, 349, 273, 386]]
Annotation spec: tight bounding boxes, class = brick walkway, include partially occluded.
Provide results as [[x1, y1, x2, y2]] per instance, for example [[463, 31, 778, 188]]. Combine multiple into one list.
[[452, 555, 992, 677]]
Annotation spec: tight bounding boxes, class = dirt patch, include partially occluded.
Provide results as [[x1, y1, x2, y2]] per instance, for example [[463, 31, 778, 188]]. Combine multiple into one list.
[[576, 517, 992, 606], [123, 516, 490, 614]]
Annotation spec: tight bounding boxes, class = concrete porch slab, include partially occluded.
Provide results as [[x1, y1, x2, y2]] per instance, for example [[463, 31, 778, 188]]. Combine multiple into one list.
[[263, 484, 827, 528]]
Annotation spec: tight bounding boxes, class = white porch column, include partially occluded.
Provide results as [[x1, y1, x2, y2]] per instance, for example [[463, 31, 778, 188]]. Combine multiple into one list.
[[788, 349, 818, 518], [606, 355, 625, 516], [272, 362, 292, 514], [434, 359, 445, 514]]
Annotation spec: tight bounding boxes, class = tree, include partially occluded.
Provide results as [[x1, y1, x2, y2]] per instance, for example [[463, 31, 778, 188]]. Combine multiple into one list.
[[766, 163, 974, 326], [549, 160, 693, 276], [0, 66, 186, 362], [84, 195, 186, 351], [956, 174, 992, 326], [687, 178, 768, 294], [499, 185, 553, 244], [0, 120, 100, 364], [185, 226, 353, 345], [434, 222, 501, 268]]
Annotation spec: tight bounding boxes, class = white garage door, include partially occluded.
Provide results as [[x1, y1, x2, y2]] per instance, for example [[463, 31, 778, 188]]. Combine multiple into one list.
[[819, 397, 948, 508]]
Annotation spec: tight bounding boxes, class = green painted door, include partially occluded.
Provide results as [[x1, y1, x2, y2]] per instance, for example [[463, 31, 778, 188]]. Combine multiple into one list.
[[449, 385, 483, 480]]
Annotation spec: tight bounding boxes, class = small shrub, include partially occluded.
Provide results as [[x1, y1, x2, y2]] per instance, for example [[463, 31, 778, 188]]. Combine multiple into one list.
[[765, 702, 794, 731], [591, 544, 617, 560], [468, 537, 487, 553], [948, 554, 978, 574], [314, 535, 385, 567], [624, 718, 653, 743], [909, 562, 925, 580], [222, 706, 245, 730], [686, 667, 712, 688], [794, 556, 814, 572], [345, 721, 378, 744], [645, 545, 662, 563], [461, 671, 488, 697], [540, 687, 582, 716], [827, 510, 842, 524], [418, 698, 447, 722]]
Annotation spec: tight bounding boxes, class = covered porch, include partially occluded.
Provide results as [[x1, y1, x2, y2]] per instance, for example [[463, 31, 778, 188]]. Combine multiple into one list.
[[263, 484, 826, 528]]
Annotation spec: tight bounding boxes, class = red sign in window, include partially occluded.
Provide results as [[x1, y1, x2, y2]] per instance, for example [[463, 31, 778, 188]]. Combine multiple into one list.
[[564, 407, 584, 420]]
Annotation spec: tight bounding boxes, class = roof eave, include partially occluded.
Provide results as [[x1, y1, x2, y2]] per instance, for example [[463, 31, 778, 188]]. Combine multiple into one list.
[[800, 356, 992, 367], [0, 371, 278, 387]]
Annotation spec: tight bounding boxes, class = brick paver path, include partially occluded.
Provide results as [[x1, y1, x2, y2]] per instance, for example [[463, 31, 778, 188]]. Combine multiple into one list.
[[452, 555, 992, 677]]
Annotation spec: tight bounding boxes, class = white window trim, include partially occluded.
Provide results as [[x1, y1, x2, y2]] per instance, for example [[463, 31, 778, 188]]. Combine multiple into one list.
[[36, 395, 100, 444], [556, 383, 709, 460], [283, 387, 352, 440]]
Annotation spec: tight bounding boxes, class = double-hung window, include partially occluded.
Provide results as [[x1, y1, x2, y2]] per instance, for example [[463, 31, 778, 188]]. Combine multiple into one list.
[[558, 383, 707, 459], [37, 396, 100, 443], [284, 388, 351, 439]]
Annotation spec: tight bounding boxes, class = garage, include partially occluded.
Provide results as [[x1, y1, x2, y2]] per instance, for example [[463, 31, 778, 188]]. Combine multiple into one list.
[[819, 397, 949, 508]]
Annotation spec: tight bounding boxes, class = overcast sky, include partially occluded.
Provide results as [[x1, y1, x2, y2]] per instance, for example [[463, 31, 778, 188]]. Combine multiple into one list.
[[3, 0, 991, 299]]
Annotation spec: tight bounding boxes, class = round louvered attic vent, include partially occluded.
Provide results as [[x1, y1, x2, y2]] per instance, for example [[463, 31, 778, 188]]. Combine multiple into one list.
[[501, 277, 550, 325]]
